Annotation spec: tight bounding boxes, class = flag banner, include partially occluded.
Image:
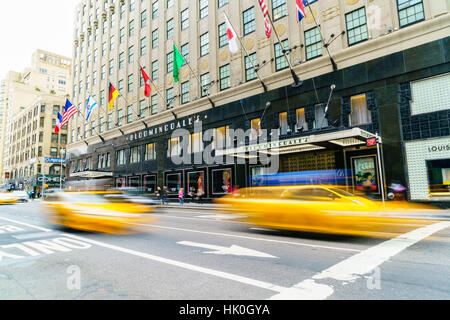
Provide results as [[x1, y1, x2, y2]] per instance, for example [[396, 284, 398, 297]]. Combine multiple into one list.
[[140, 67, 151, 98], [61, 99, 78, 128], [296, 0, 308, 23], [109, 83, 120, 111], [224, 14, 239, 53], [258, 0, 272, 39], [55, 112, 63, 134], [173, 44, 185, 83], [86, 95, 98, 121]]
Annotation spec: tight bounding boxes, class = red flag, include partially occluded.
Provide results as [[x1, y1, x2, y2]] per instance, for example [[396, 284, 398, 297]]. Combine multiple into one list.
[[258, 0, 272, 39], [140, 67, 151, 98]]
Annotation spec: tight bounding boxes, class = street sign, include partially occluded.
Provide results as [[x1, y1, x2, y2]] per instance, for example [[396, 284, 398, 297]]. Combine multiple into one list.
[[367, 138, 377, 147], [44, 157, 66, 164]]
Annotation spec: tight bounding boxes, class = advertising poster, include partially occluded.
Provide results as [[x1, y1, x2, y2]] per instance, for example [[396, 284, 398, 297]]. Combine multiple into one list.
[[352, 156, 378, 192], [212, 169, 232, 195]]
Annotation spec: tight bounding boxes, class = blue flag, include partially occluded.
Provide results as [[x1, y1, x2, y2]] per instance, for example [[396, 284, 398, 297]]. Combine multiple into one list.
[[86, 95, 98, 121]]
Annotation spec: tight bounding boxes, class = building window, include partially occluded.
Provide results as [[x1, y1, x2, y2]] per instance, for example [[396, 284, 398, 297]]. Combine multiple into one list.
[[120, 27, 125, 44], [128, 74, 134, 92], [398, 0, 425, 28], [107, 114, 113, 130], [181, 43, 189, 63], [181, 9, 189, 30], [110, 35, 115, 51], [152, 29, 158, 48], [139, 99, 147, 118], [91, 121, 96, 136], [189, 133, 203, 154], [166, 88, 174, 109], [141, 10, 147, 28], [218, 23, 228, 48], [145, 143, 156, 160], [130, 146, 140, 163], [167, 137, 181, 157], [119, 52, 125, 69], [167, 18, 174, 40], [52, 133, 58, 143], [200, 33, 209, 56], [109, 59, 114, 75], [127, 105, 133, 123], [274, 39, 289, 71], [305, 27, 322, 60], [218, 0, 228, 8], [272, 0, 287, 21], [167, 0, 174, 8], [200, 73, 210, 97], [314, 104, 328, 129], [152, 60, 158, 80], [152, 1, 158, 19], [245, 53, 257, 81], [279, 112, 288, 135], [213, 126, 230, 150], [296, 108, 308, 132], [243, 7, 255, 35], [129, 19, 135, 37], [151, 95, 158, 114], [167, 52, 173, 73], [99, 117, 104, 133], [250, 118, 261, 141], [53, 105, 60, 114], [219, 64, 231, 91], [349, 93, 371, 126], [118, 109, 124, 126], [117, 149, 126, 166], [199, 0, 208, 19], [50, 147, 58, 157], [181, 81, 190, 104], [140, 37, 147, 56], [346, 7, 368, 46], [128, 45, 134, 63]]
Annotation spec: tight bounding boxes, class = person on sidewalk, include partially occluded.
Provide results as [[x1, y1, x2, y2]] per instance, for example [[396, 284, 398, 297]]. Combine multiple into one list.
[[162, 186, 169, 205], [178, 188, 185, 206], [155, 187, 162, 204]]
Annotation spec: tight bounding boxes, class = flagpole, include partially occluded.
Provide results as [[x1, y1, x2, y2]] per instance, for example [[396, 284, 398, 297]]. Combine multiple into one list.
[[72, 102, 105, 144], [173, 40, 215, 108], [224, 13, 267, 93], [257, 2, 303, 87]]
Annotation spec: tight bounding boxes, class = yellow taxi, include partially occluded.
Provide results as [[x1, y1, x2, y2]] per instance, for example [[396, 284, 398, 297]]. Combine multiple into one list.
[[215, 185, 436, 238], [0, 192, 19, 204], [42, 191, 158, 234]]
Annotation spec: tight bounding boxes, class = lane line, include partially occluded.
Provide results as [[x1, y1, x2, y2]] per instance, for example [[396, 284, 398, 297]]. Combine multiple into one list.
[[135, 223, 362, 253], [152, 213, 249, 224], [63, 233, 287, 293], [0, 215, 288, 294], [269, 221, 450, 300], [0, 217, 52, 233]]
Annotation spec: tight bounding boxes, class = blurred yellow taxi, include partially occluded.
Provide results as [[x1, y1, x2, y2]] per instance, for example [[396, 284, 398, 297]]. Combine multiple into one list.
[[0, 192, 18, 204], [215, 185, 438, 238], [42, 191, 158, 234]]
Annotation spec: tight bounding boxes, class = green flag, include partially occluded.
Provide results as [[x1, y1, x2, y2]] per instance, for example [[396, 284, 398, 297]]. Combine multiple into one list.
[[173, 44, 185, 83]]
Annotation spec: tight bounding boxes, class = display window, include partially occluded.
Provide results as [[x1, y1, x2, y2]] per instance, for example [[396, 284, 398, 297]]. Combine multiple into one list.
[[128, 176, 141, 188], [165, 172, 182, 194], [351, 155, 379, 193], [187, 171, 205, 198], [426, 159, 450, 196], [144, 175, 157, 194], [212, 168, 232, 195]]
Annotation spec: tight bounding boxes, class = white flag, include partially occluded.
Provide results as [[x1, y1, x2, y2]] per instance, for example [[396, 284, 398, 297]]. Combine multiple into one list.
[[86, 95, 97, 121], [224, 14, 239, 54]]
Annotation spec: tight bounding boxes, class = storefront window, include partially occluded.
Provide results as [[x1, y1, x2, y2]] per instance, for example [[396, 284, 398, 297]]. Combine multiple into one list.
[[427, 159, 450, 196], [187, 171, 205, 198], [145, 143, 156, 160], [144, 175, 157, 194], [314, 104, 328, 129], [130, 146, 140, 163], [212, 169, 232, 195], [128, 176, 140, 188], [115, 177, 126, 187], [167, 137, 181, 157], [189, 132, 203, 153], [166, 173, 181, 193], [250, 118, 261, 141]]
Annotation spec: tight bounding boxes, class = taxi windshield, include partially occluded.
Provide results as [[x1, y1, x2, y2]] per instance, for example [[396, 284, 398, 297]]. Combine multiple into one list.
[[61, 193, 110, 204]]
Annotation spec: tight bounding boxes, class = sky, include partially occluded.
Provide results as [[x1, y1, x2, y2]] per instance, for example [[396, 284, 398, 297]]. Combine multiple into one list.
[[0, 0, 81, 79]]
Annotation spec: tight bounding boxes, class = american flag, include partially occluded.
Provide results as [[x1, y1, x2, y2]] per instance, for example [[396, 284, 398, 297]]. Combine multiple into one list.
[[61, 99, 78, 128], [258, 0, 272, 38], [296, 0, 308, 23]]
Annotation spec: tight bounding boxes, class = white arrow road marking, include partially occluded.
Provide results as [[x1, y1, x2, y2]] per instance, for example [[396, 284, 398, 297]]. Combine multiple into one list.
[[269, 221, 450, 300], [177, 241, 278, 258]]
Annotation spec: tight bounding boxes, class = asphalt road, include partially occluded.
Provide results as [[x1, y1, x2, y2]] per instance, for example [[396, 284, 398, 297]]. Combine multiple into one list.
[[0, 201, 449, 300]]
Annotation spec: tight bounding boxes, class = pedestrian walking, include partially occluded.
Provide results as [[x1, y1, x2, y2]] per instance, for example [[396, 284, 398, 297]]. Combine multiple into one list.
[[178, 188, 185, 206], [162, 186, 169, 205], [155, 187, 162, 204]]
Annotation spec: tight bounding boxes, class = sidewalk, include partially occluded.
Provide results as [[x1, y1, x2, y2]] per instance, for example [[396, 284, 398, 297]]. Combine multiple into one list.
[[160, 202, 223, 210]]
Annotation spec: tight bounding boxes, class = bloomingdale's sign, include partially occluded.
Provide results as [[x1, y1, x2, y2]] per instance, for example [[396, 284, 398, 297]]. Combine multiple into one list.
[[128, 114, 203, 142]]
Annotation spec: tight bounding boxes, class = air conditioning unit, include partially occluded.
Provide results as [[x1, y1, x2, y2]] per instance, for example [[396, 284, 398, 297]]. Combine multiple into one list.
[[110, 4, 115, 13], [94, 20, 98, 28]]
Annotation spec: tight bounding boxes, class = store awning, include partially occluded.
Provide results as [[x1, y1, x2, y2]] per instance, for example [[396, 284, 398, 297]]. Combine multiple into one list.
[[216, 128, 380, 158], [70, 171, 113, 179]]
